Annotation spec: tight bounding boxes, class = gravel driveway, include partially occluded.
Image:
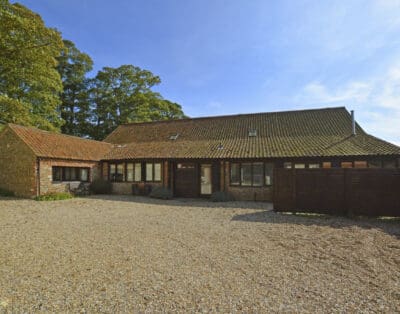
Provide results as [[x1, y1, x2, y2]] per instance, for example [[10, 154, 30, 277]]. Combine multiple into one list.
[[0, 195, 399, 312]]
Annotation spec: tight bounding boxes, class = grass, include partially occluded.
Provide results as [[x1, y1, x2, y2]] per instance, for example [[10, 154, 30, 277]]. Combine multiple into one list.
[[34, 192, 73, 201]]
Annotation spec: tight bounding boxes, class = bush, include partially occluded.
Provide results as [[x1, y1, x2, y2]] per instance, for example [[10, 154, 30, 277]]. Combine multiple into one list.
[[211, 191, 235, 202], [0, 187, 15, 197], [149, 186, 173, 200], [90, 179, 112, 194], [35, 192, 73, 201]]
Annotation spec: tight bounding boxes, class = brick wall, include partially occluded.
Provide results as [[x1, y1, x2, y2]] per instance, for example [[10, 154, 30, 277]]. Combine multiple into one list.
[[112, 182, 163, 195], [39, 159, 101, 195], [0, 127, 37, 197], [223, 161, 273, 201]]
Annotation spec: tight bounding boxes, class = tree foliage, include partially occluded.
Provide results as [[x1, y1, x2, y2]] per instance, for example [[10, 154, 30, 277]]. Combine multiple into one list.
[[0, 0, 64, 131], [56, 39, 93, 136], [89, 65, 186, 140]]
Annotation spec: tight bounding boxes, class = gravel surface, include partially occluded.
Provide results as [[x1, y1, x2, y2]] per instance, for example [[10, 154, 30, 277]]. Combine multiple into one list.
[[0, 195, 399, 313]]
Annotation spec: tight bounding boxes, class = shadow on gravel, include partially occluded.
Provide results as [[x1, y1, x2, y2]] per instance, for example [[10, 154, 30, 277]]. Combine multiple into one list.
[[231, 210, 400, 239], [85, 194, 274, 210]]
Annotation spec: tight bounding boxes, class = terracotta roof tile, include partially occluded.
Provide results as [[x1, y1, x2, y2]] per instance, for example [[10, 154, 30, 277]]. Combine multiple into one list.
[[8, 124, 112, 161], [103, 107, 400, 160]]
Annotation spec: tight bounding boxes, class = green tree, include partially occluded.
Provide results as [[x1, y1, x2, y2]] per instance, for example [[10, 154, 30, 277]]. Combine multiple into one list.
[[0, 0, 64, 131], [89, 65, 186, 140], [56, 40, 93, 136]]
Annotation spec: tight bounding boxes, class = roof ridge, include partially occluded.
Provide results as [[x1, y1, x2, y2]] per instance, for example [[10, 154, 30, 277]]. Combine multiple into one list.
[[120, 106, 347, 126]]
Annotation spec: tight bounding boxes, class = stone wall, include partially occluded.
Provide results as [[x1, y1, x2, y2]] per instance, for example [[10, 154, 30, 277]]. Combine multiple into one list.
[[0, 127, 37, 197], [39, 159, 101, 195], [223, 161, 273, 201]]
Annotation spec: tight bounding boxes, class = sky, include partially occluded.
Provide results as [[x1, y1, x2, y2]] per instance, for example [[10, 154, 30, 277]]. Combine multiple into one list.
[[16, 0, 400, 145]]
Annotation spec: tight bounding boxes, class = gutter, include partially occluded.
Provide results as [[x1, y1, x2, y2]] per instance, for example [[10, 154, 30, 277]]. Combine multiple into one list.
[[36, 157, 40, 197]]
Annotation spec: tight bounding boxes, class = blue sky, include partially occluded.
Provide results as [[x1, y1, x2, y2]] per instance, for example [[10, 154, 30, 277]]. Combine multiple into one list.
[[17, 0, 400, 144]]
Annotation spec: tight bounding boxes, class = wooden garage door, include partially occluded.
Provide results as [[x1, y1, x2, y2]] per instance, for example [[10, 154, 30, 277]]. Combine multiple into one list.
[[174, 163, 198, 197]]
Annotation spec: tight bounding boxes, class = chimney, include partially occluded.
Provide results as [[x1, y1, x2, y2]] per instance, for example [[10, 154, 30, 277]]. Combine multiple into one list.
[[351, 110, 356, 135]]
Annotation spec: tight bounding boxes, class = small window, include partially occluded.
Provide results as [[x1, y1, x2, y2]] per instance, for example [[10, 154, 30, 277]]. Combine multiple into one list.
[[241, 163, 252, 186], [308, 163, 320, 168], [230, 163, 240, 185], [368, 160, 382, 168], [146, 163, 153, 181], [127, 163, 134, 181], [283, 162, 292, 169], [134, 163, 142, 181], [354, 161, 367, 168], [109, 163, 124, 182], [322, 162, 331, 168], [154, 163, 162, 181], [294, 163, 305, 169], [252, 163, 264, 186], [80, 168, 88, 181], [265, 162, 273, 185], [383, 160, 396, 169], [52, 167, 62, 181], [248, 129, 257, 137], [341, 162, 353, 168]]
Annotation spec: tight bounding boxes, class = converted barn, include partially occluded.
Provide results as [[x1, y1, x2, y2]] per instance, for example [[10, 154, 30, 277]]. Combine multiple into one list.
[[0, 107, 399, 200]]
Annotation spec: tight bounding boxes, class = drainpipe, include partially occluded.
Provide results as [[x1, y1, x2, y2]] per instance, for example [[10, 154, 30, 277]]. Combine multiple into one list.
[[36, 157, 41, 197], [351, 110, 356, 136]]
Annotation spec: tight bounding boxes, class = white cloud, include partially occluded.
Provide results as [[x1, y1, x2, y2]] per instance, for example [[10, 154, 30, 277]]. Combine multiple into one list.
[[296, 64, 400, 145]]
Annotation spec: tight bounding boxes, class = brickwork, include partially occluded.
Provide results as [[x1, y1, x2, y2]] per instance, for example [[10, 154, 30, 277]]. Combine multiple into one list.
[[112, 182, 163, 195], [223, 161, 273, 201], [0, 128, 37, 197], [39, 159, 101, 195]]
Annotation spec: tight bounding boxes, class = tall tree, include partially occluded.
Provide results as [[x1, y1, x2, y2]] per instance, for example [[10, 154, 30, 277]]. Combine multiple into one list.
[[89, 65, 185, 140], [56, 40, 93, 136], [0, 0, 64, 131]]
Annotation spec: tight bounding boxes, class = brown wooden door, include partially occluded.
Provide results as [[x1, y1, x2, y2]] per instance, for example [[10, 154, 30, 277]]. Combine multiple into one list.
[[174, 163, 199, 197]]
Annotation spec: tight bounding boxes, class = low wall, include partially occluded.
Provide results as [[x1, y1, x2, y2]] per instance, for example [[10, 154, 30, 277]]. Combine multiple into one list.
[[112, 182, 163, 195]]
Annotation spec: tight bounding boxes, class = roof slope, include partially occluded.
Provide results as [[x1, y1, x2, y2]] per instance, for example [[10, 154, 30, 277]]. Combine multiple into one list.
[[8, 124, 112, 161], [103, 107, 400, 160]]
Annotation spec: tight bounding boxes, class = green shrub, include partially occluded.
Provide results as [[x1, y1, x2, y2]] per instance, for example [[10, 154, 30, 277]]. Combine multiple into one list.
[[90, 179, 112, 194], [211, 191, 235, 202], [35, 192, 73, 201], [0, 187, 15, 197], [149, 186, 173, 200]]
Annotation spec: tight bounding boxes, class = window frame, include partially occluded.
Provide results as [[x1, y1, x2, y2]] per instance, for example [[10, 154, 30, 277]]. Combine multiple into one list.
[[126, 162, 142, 182], [145, 162, 162, 182], [229, 162, 273, 187], [52, 166, 90, 183], [109, 163, 125, 182]]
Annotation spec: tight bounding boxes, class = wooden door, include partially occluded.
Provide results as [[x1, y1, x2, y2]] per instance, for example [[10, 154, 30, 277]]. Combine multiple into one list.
[[174, 163, 199, 197]]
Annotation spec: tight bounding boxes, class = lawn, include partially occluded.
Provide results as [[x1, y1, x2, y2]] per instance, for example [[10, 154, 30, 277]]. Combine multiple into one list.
[[0, 195, 399, 312]]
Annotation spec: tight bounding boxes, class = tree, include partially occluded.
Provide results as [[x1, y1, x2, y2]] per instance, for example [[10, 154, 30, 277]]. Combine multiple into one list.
[[56, 40, 93, 136], [89, 65, 186, 140], [0, 0, 64, 131]]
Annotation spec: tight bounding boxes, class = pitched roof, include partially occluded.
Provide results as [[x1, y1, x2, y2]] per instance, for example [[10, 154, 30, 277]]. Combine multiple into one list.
[[8, 124, 112, 161], [103, 107, 400, 160]]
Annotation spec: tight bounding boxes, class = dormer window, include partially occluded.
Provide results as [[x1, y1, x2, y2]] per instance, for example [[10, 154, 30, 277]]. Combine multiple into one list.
[[248, 129, 257, 137], [169, 133, 179, 140]]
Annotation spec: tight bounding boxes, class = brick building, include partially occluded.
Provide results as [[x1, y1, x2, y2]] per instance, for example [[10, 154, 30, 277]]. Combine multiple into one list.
[[1, 107, 399, 200]]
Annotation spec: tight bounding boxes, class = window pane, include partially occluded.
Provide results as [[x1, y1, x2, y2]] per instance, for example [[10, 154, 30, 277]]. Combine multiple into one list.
[[283, 162, 292, 169], [253, 163, 263, 186], [230, 163, 240, 185], [308, 163, 320, 168], [80, 168, 88, 181], [341, 162, 353, 168], [265, 162, 274, 185], [110, 164, 116, 181], [368, 160, 381, 168], [64, 167, 71, 181], [322, 162, 331, 168], [146, 163, 153, 181], [52, 167, 62, 181], [116, 164, 124, 182], [134, 163, 142, 181], [154, 163, 162, 181], [241, 163, 252, 186], [294, 163, 305, 169], [383, 160, 396, 169], [127, 163, 134, 181], [354, 161, 367, 168]]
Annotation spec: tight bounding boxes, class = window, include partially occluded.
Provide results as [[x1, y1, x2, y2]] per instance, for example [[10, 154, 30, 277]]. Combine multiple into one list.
[[354, 161, 367, 168], [383, 160, 396, 169], [322, 162, 331, 168], [109, 163, 124, 182], [341, 162, 353, 168], [52, 167, 90, 182], [283, 162, 292, 169], [368, 160, 382, 168], [230, 163, 240, 185], [265, 163, 273, 186], [294, 163, 305, 169], [230, 162, 274, 186], [308, 163, 320, 168], [127, 163, 142, 182], [145, 162, 162, 182]]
